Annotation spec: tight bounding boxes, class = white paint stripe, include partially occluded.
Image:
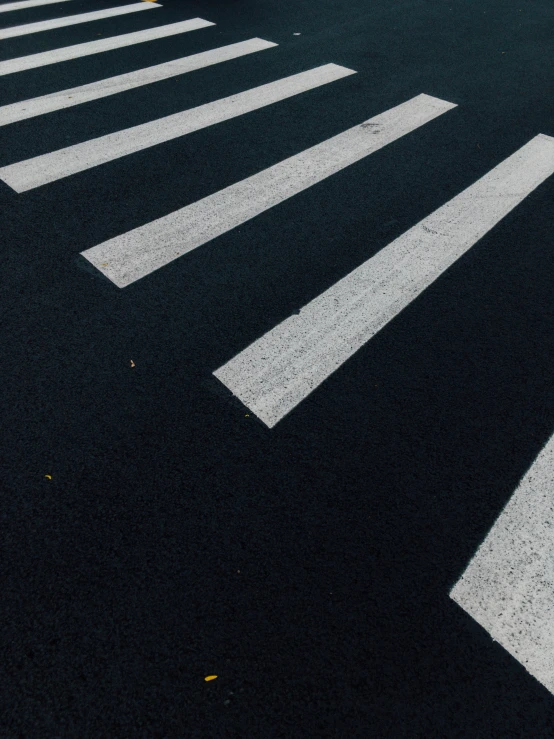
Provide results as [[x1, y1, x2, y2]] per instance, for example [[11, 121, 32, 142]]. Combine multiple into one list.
[[0, 38, 276, 126], [0, 0, 72, 14], [0, 1, 159, 39], [0, 63, 356, 192], [214, 134, 554, 427], [81, 94, 455, 289], [0, 18, 214, 76], [451, 432, 554, 696]]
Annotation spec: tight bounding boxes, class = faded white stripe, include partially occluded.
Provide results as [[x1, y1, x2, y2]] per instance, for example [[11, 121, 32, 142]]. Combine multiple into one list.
[[0, 0, 72, 14], [0, 38, 276, 126], [451, 432, 554, 696], [0, 1, 159, 39], [0, 18, 214, 76], [81, 94, 456, 288], [214, 134, 554, 427], [0, 63, 356, 191]]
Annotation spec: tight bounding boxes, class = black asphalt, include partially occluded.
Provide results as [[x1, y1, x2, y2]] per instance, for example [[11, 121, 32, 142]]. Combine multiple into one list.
[[2, 0, 554, 734]]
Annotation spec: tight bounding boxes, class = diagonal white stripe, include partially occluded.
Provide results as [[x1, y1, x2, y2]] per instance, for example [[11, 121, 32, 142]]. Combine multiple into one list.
[[214, 134, 554, 427], [0, 0, 73, 14], [0, 1, 159, 39], [0, 63, 356, 191], [451, 431, 554, 696], [0, 18, 214, 76], [81, 93, 456, 289], [0, 38, 277, 126]]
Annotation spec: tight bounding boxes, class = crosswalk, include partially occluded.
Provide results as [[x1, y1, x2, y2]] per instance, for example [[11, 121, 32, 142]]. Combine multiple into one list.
[[0, 37, 276, 125], [0, 1, 159, 39], [0, 18, 213, 75], [2, 0, 554, 697], [81, 93, 454, 285], [1, 0, 552, 427], [0, 63, 355, 191]]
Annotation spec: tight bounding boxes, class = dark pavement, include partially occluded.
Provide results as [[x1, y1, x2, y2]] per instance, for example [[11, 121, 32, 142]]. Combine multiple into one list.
[[1, 0, 554, 734]]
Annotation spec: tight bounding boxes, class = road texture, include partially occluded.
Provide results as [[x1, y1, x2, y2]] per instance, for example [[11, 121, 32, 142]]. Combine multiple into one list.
[[1, 0, 554, 735]]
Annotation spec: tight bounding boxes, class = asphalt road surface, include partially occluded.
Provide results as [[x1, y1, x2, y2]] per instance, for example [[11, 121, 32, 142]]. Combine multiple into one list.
[[2, 0, 554, 735]]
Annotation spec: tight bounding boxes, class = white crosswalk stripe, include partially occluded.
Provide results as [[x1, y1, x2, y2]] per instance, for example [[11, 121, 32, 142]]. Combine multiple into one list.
[[451, 431, 554, 697], [213, 134, 554, 427], [80, 93, 454, 287], [0, 0, 73, 13], [0, 38, 277, 127], [0, 63, 355, 191], [0, 18, 213, 76], [0, 1, 159, 39]]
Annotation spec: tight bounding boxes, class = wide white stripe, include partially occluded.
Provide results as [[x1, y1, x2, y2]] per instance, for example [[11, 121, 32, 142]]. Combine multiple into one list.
[[0, 38, 276, 126], [0, 1, 158, 39], [0, 63, 356, 191], [81, 94, 456, 288], [451, 432, 554, 696], [0, 1, 159, 38], [214, 134, 554, 427], [0, 0, 72, 13], [0, 18, 214, 76]]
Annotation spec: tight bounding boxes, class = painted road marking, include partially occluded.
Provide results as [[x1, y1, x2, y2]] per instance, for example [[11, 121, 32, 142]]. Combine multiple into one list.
[[451, 432, 554, 696], [0, 18, 214, 76], [0, 2, 159, 39], [0, 38, 276, 127], [0, 0, 72, 13], [214, 134, 554, 428], [81, 93, 455, 288], [0, 63, 356, 191]]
